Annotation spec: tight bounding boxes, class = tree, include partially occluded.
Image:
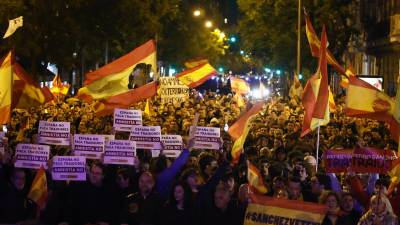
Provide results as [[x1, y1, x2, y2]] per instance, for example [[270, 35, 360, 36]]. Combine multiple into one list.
[[237, 0, 357, 75]]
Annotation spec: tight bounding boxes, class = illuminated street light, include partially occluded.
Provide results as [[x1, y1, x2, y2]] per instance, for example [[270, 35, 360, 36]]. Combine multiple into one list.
[[265, 68, 271, 73], [193, 10, 201, 17], [230, 36, 236, 42], [298, 74, 303, 80], [276, 70, 281, 75], [205, 21, 213, 28]]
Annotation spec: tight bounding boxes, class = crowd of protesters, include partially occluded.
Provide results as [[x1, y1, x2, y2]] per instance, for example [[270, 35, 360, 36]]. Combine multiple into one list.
[[0, 89, 399, 225]]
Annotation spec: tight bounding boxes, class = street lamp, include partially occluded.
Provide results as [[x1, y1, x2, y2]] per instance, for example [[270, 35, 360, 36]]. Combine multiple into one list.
[[205, 21, 213, 28], [193, 10, 201, 17]]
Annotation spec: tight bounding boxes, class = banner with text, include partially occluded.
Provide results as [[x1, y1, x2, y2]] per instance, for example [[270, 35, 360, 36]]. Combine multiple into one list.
[[324, 147, 398, 173], [73, 134, 105, 160], [153, 135, 183, 158], [159, 77, 189, 104], [113, 108, 142, 131], [130, 126, 161, 149], [38, 121, 70, 146], [244, 194, 327, 225], [190, 126, 220, 150], [104, 140, 136, 165], [52, 156, 86, 181], [14, 144, 50, 169]]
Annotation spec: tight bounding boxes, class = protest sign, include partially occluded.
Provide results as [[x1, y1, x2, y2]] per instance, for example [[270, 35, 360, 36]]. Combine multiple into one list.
[[113, 108, 142, 131], [129, 126, 161, 149], [0, 132, 5, 155], [52, 156, 86, 181], [38, 121, 70, 146], [152, 135, 183, 158], [73, 134, 105, 159], [159, 77, 189, 104], [104, 140, 136, 165], [190, 126, 220, 150], [244, 194, 327, 225], [14, 144, 50, 169], [324, 147, 397, 173]]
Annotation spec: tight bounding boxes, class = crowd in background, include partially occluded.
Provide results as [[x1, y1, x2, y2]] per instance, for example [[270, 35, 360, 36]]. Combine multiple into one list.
[[0, 89, 399, 225]]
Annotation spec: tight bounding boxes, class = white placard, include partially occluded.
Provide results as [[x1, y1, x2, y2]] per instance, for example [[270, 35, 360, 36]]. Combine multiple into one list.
[[159, 77, 189, 104], [38, 121, 70, 146], [52, 156, 86, 181], [113, 108, 142, 131], [159, 135, 183, 158], [14, 144, 50, 169], [103, 140, 136, 165], [129, 126, 161, 149], [190, 126, 221, 150], [73, 134, 105, 159]]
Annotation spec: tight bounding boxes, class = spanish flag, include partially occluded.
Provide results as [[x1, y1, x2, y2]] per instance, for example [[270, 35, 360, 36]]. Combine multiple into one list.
[[230, 77, 250, 94], [13, 63, 54, 109], [244, 194, 327, 225], [144, 98, 153, 116], [233, 92, 245, 108], [176, 63, 217, 88], [28, 166, 48, 210], [305, 12, 346, 75], [247, 161, 268, 194], [231, 114, 257, 163], [50, 74, 70, 97], [184, 58, 209, 69], [301, 26, 330, 137], [328, 86, 336, 112], [95, 81, 158, 116], [0, 52, 12, 124], [228, 102, 264, 140], [340, 64, 356, 88], [77, 40, 156, 101], [345, 76, 394, 123]]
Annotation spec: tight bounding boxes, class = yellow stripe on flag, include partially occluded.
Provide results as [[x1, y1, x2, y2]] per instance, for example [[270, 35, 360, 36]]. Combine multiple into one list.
[[28, 167, 48, 209], [231, 77, 250, 94], [231, 114, 257, 163], [177, 63, 217, 88], [0, 52, 12, 124]]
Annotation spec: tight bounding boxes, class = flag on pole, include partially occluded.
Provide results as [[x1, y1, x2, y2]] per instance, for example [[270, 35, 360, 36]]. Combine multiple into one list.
[[144, 98, 153, 116], [228, 102, 264, 140], [328, 86, 336, 112], [231, 114, 256, 163], [28, 166, 48, 209], [247, 161, 268, 194], [176, 63, 217, 88], [3, 16, 23, 39], [0, 52, 12, 124], [301, 26, 330, 137], [340, 64, 356, 88], [95, 81, 158, 116], [230, 77, 250, 94], [77, 40, 156, 101], [304, 13, 346, 75]]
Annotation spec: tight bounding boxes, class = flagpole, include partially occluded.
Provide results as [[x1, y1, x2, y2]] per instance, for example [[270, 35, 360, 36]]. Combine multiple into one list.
[[296, 0, 302, 76], [315, 120, 321, 172]]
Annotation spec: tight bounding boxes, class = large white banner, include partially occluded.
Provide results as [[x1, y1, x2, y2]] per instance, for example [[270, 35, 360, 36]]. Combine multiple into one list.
[[52, 156, 86, 181], [38, 121, 70, 146], [73, 134, 105, 159], [190, 126, 221, 150], [103, 140, 136, 165], [14, 144, 50, 169], [130, 126, 161, 149], [159, 77, 189, 104], [113, 108, 142, 131]]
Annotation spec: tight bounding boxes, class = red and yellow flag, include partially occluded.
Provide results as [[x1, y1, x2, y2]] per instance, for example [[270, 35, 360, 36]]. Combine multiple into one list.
[[340, 64, 356, 88], [301, 26, 330, 137], [0, 52, 12, 124], [305, 13, 346, 75], [95, 81, 158, 116], [28, 166, 48, 209], [176, 63, 217, 88], [230, 77, 250, 94], [184, 58, 209, 69], [144, 98, 154, 116], [244, 194, 327, 225], [328, 86, 336, 112], [13, 63, 53, 109], [345, 76, 394, 123], [77, 40, 156, 101], [50, 74, 70, 97], [231, 114, 256, 164], [247, 162, 268, 194], [228, 102, 264, 140], [233, 92, 245, 108]]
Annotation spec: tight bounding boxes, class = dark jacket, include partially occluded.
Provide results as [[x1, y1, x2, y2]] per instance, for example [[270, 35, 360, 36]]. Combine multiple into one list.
[[160, 203, 193, 225], [120, 191, 163, 225]]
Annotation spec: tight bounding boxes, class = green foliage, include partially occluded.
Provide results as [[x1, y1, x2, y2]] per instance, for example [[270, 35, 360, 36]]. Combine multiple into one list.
[[237, 0, 357, 74]]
